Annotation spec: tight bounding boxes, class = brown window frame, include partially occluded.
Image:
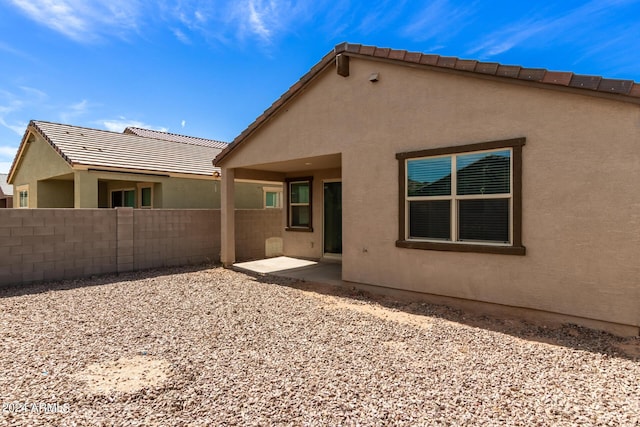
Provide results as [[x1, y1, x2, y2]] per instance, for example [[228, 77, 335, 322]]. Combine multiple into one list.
[[396, 137, 526, 255], [285, 177, 313, 232]]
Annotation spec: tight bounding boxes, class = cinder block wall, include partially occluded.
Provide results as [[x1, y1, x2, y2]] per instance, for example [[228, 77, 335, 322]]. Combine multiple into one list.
[[0, 208, 282, 287], [133, 209, 221, 270], [235, 209, 283, 261], [0, 209, 118, 286]]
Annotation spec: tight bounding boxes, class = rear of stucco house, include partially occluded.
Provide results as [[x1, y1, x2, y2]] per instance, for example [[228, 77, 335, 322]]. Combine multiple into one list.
[[215, 43, 640, 336]]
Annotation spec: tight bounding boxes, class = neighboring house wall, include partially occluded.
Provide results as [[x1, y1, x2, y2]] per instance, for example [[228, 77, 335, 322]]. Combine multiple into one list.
[[37, 180, 74, 208], [11, 132, 74, 208], [11, 131, 280, 209], [0, 208, 283, 287], [220, 56, 640, 333]]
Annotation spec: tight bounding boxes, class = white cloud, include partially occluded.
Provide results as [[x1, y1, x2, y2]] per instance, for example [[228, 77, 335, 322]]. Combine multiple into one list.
[[0, 117, 27, 136], [0, 87, 46, 136], [181, 120, 186, 128], [172, 28, 191, 44], [0, 161, 14, 174], [101, 117, 167, 133], [60, 99, 90, 122], [247, 0, 272, 41], [0, 146, 19, 157], [468, 0, 636, 58], [230, 0, 322, 45], [402, 0, 477, 43], [7, 0, 144, 42]]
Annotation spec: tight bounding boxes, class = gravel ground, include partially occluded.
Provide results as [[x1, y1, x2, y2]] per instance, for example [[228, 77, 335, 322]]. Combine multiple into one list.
[[0, 265, 638, 426]]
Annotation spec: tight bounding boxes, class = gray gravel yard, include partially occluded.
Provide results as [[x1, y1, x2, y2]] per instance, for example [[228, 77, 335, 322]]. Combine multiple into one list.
[[1, 265, 639, 426]]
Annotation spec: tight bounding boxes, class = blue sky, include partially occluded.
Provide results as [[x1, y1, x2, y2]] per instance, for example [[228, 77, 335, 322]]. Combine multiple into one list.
[[1, 0, 639, 173]]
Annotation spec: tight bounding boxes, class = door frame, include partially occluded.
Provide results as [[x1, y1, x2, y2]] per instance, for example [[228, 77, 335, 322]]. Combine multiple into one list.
[[322, 179, 342, 259]]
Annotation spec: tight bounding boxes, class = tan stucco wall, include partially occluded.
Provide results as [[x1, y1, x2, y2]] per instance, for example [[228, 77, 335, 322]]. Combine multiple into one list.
[[221, 57, 640, 329], [37, 180, 74, 208], [11, 133, 74, 207]]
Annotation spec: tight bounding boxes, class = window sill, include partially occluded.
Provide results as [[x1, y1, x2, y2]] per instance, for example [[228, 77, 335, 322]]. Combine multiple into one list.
[[396, 240, 526, 255], [286, 227, 314, 233]]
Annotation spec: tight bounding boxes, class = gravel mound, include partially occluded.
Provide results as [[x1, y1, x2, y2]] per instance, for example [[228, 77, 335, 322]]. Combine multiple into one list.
[[1, 265, 638, 426]]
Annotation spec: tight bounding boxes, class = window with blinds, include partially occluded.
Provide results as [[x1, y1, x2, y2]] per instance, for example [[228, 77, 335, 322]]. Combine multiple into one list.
[[397, 138, 525, 255], [286, 177, 313, 231], [407, 149, 511, 244]]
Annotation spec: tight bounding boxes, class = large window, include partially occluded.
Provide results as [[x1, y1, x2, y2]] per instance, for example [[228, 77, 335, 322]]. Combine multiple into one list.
[[397, 138, 525, 255], [286, 177, 313, 231]]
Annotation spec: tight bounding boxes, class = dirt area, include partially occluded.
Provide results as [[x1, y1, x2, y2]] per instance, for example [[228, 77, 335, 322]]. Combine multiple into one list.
[[0, 265, 638, 426]]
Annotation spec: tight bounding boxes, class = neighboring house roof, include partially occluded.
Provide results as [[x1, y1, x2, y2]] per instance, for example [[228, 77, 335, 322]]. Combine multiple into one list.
[[8, 121, 223, 182], [0, 173, 12, 197], [214, 42, 640, 166], [124, 127, 228, 149]]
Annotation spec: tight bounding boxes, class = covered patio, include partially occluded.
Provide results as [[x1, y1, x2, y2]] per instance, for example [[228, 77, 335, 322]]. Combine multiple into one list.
[[217, 153, 342, 271]]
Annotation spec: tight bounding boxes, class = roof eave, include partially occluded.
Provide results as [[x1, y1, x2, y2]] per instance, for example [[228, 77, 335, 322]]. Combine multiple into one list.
[[7, 121, 75, 184], [213, 42, 640, 168]]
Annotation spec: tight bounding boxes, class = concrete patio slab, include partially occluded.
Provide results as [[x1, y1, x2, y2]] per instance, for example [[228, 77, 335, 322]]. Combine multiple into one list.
[[233, 256, 342, 286]]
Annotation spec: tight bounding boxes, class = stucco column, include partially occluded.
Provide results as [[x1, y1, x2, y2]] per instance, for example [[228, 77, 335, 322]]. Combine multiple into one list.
[[220, 167, 236, 267], [74, 171, 98, 208]]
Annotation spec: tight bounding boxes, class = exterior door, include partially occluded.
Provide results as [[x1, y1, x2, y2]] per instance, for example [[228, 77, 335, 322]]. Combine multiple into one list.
[[323, 181, 342, 255]]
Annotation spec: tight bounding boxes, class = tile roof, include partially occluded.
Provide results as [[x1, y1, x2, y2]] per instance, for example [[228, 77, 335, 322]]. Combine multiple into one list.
[[9, 121, 222, 181], [0, 173, 12, 197], [214, 42, 640, 166], [124, 127, 228, 149], [337, 43, 640, 96]]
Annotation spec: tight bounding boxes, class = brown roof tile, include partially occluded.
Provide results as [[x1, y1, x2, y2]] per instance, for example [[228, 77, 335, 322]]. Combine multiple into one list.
[[497, 65, 521, 78], [598, 78, 634, 94], [518, 68, 546, 81], [475, 62, 500, 75], [542, 71, 573, 86], [359, 45, 376, 56], [437, 56, 457, 68], [388, 49, 407, 61], [373, 47, 390, 58], [454, 60, 478, 72], [419, 54, 440, 66], [569, 75, 602, 90], [345, 43, 361, 53], [404, 52, 422, 63]]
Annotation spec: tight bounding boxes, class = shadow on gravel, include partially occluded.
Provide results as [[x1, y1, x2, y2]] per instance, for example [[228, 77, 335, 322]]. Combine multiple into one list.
[[2, 264, 638, 362], [241, 269, 640, 362], [0, 262, 220, 299]]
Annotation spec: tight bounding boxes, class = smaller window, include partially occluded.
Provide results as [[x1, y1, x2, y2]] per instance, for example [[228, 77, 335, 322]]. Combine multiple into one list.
[[111, 189, 135, 208], [17, 186, 28, 208], [263, 187, 283, 208], [139, 185, 153, 209], [286, 177, 313, 231]]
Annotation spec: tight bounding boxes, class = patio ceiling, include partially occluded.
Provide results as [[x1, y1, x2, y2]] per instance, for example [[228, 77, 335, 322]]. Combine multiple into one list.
[[239, 153, 341, 173]]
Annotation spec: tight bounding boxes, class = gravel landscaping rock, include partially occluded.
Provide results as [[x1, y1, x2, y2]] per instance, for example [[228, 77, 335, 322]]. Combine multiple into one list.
[[1, 265, 638, 426]]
